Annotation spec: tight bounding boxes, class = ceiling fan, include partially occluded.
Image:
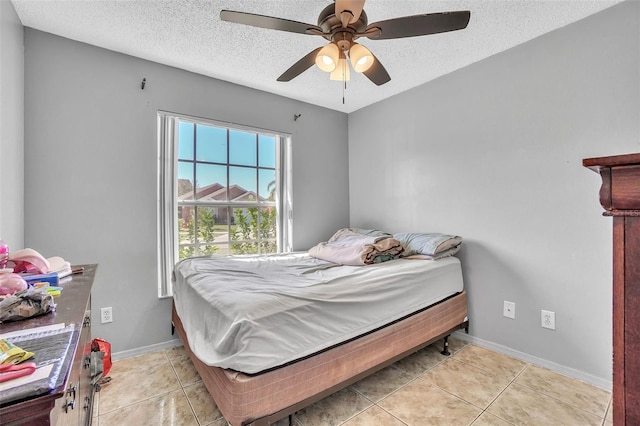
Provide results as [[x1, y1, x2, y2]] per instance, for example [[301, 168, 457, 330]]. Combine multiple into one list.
[[220, 0, 470, 86]]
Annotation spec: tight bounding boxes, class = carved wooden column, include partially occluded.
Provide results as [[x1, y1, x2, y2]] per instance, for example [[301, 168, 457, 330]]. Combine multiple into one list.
[[584, 153, 640, 426]]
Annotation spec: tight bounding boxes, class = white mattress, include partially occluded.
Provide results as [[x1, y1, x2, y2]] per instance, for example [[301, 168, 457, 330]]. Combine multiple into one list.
[[173, 252, 464, 374]]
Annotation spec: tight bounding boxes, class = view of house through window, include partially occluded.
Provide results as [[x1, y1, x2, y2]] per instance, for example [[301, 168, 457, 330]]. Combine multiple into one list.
[[177, 121, 279, 257], [157, 112, 292, 297]]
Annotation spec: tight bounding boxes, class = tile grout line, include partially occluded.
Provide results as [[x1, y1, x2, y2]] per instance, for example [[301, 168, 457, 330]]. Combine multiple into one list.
[[338, 347, 454, 426], [170, 347, 228, 426], [428, 356, 529, 426], [478, 362, 531, 425], [171, 349, 202, 426], [344, 341, 470, 426], [602, 393, 613, 426], [96, 386, 183, 418], [511, 366, 610, 421], [97, 350, 182, 420], [451, 347, 611, 423]]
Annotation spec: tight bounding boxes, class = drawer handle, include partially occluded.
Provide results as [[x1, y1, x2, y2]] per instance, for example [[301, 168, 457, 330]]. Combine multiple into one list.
[[66, 385, 76, 399], [64, 398, 75, 413], [84, 395, 91, 410]]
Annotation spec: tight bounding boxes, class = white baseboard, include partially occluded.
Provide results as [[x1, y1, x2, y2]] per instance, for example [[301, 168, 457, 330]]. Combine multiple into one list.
[[111, 338, 182, 362], [109, 333, 612, 391], [453, 331, 612, 391]]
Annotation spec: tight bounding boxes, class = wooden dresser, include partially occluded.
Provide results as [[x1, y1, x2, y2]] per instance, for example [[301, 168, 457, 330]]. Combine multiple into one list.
[[0, 264, 97, 425], [584, 154, 640, 425]]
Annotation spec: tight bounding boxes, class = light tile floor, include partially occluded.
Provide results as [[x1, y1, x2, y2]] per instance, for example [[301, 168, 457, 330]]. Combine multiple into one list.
[[93, 338, 613, 426]]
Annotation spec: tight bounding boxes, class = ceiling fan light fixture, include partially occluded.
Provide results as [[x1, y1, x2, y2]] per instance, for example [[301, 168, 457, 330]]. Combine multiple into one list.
[[223, 3, 470, 87], [349, 43, 374, 73], [330, 56, 350, 81], [315, 43, 339, 72]]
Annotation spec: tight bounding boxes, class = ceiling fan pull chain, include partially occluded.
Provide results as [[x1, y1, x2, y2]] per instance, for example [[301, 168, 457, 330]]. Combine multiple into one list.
[[343, 68, 346, 104]]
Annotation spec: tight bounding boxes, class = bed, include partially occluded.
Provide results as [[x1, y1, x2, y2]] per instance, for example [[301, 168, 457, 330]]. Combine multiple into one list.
[[171, 230, 468, 425]]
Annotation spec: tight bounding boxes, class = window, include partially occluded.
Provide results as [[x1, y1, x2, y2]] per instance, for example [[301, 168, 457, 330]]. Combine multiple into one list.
[[157, 112, 292, 297]]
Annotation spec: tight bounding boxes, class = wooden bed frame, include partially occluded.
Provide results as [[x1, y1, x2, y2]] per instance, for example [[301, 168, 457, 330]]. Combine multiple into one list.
[[171, 290, 468, 426]]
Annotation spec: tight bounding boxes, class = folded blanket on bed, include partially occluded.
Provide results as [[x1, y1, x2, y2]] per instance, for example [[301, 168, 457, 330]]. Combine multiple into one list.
[[361, 237, 404, 264], [328, 228, 388, 244], [308, 228, 403, 265]]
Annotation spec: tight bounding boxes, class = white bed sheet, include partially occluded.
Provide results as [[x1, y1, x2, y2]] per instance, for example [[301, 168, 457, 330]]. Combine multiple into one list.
[[173, 252, 463, 374]]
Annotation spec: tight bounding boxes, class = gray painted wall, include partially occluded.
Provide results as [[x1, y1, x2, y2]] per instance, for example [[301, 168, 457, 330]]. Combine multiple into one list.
[[23, 29, 349, 352], [0, 0, 24, 249], [11, 0, 640, 388], [348, 1, 639, 385]]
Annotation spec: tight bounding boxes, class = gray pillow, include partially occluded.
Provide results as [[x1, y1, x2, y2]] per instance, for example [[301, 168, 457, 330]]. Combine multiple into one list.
[[350, 228, 392, 238], [393, 233, 462, 256]]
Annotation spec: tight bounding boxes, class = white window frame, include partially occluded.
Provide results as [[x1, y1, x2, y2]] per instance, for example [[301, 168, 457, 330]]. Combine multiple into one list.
[[157, 111, 293, 298]]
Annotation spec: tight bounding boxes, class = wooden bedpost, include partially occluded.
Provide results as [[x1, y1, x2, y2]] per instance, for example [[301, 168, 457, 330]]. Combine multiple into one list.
[[584, 152, 640, 426]]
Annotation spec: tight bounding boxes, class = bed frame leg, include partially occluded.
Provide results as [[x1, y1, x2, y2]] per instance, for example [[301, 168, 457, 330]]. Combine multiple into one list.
[[289, 414, 293, 425], [441, 335, 451, 356], [171, 321, 175, 336]]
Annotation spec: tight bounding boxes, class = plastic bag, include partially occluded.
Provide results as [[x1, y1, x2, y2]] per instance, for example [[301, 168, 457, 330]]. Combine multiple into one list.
[[0, 287, 54, 322], [91, 338, 112, 376]]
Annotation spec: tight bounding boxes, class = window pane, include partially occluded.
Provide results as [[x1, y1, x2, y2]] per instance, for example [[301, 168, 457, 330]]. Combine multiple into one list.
[[229, 166, 257, 199], [258, 207, 277, 243], [258, 135, 276, 168], [259, 169, 276, 201], [178, 205, 195, 260], [178, 122, 194, 160], [195, 206, 222, 256], [230, 205, 259, 254], [228, 206, 278, 255], [196, 164, 227, 200], [158, 112, 292, 298], [217, 205, 232, 226], [229, 130, 256, 166], [196, 124, 227, 163], [230, 243, 258, 255], [177, 161, 194, 200], [215, 244, 231, 255], [232, 207, 257, 239], [260, 240, 277, 254]]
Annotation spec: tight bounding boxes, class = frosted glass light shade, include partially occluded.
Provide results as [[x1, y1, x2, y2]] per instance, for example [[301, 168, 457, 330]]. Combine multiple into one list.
[[349, 43, 374, 73], [330, 58, 350, 81], [315, 43, 339, 72]]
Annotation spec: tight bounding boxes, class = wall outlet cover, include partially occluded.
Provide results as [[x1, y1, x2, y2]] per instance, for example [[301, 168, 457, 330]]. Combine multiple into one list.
[[504, 301, 515, 319], [101, 307, 113, 324], [541, 310, 555, 330]]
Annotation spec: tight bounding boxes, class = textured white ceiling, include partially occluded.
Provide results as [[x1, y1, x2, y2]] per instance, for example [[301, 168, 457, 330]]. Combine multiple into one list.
[[11, 0, 623, 113]]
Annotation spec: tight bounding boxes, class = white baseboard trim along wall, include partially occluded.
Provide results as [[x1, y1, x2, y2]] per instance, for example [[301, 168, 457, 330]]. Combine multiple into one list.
[[111, 338, 182, 362], [112, 332, 611, 392], [453, 331, 612, 391]]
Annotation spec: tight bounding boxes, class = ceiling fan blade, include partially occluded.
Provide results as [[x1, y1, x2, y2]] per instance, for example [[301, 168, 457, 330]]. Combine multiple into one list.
[[365, 11, 470, 40], [362, 53, 391, 86], [335, 0, 366, 26], [220, 10, 322, 35], [277, 47, 323, 82]]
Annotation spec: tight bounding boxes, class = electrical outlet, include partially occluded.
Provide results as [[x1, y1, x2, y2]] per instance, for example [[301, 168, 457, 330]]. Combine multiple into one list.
[[541, 310, 555, 329], [503, 301, 515, 319], [101, 307, 113, 324]]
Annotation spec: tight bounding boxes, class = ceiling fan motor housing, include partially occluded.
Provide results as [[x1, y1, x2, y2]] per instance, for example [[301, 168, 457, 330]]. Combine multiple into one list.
[[318, 4, 368, 51]]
